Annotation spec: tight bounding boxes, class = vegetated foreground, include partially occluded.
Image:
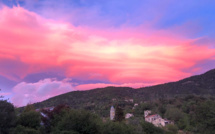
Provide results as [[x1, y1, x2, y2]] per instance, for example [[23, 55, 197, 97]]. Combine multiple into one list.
[[1, 96, 215, 134], [1, 68, 215, 134]]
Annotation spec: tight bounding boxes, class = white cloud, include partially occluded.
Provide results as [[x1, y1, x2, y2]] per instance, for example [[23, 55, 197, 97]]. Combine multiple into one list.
[[12, 78, 74, 107]]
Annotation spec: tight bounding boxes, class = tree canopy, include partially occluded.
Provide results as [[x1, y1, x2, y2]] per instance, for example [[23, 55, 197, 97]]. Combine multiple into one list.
[[0, 100, 16, 134]]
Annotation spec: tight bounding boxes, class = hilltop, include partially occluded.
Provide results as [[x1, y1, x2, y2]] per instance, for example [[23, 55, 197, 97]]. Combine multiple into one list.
[[33, 68, 215, 116]]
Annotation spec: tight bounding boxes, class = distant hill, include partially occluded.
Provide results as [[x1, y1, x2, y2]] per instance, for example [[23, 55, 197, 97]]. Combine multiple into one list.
[[33, 68, 215, 116], [137, 68, 215, 98]]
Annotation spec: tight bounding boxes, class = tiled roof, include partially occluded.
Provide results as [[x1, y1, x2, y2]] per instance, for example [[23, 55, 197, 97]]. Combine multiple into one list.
[[145, 114, 159, 118]]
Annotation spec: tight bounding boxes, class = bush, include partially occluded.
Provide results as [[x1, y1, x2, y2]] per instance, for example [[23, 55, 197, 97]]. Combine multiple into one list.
[[194, 100, 215, 133], [17, 111, 41, 129], [166, 124, 178, 134], [165, 107, 184, 122], [11, 125, 39, 134], [52, 130, 80, 134], [54, 110, 102, 134], [0, 100, 16, 134], [141, 121, 165, 134], [102, 121, 134, 134]]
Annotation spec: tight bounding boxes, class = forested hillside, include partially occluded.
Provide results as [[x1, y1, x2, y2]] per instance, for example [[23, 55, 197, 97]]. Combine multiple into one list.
[[3, 69, 215, 134], [32, 69, 215, 117]]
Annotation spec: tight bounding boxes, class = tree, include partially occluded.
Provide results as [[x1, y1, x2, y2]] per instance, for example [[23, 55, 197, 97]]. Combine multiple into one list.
[[165, 124, 178, 134], [134, 102, 152, 116], [41, 104, 70, 133], [114, 105, 124, 122], [102, 121, 134, 134], [54, 110, 102, 134], [52, 130, 80, 134], [158, 105, 166, 117], [17, 111, 41, 129], [141, 121, 165, 134], [177, 114, 190, 130], [12, 104, 43, 134], [194, 100, 215, 133], [165, 107, 184, 122], [11, 125, 40, 134], [23, 104, 36, 113], [0, 100, 16, 134]]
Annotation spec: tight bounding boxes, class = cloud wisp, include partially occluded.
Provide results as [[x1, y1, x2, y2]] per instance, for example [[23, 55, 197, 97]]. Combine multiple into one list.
[[12, 78, 74, 107]]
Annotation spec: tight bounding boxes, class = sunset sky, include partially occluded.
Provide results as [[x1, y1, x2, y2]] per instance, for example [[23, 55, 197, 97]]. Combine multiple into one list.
[[1, 0, 215, 106]]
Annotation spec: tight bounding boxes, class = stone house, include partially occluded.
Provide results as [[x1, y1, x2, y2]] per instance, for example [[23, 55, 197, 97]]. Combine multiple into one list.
[[144, 110, 173, 127]]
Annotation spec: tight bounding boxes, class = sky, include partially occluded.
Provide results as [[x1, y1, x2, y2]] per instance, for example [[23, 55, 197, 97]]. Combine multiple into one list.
[[0, 0, 215, 107]]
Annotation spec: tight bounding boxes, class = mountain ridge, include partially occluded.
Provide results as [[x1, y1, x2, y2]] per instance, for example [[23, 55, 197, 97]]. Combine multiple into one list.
[[32, 68, 215, 116]]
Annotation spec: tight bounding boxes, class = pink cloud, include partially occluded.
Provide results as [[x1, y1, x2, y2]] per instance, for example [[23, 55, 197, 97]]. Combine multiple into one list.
[[12, 78, 74, 107], [0, 6, 215, 87], [11, 79, 155, 106], [0, 92, 11, 96]]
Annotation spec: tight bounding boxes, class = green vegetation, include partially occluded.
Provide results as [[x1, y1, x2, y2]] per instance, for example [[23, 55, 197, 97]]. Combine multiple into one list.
[[31, 69, 215, 118], [1, 95, 215, 134], [0, 100, 168, 134], [141, 121, 165, 134], [0, 100, 16, 134], [134, 95, 215, 134], [1, 69, 215, 133], [114, 105, 125, 122]]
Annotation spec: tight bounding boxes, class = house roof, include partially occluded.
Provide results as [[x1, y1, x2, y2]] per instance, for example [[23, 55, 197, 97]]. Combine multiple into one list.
[[145, 114, 160, 118]]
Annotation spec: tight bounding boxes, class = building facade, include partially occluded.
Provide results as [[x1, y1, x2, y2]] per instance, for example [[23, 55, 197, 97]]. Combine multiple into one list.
[[110, 106, 115, 120], [144, 110, 173, 127]]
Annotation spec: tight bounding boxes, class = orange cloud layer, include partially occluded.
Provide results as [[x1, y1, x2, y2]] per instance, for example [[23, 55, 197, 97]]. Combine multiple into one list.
[[0, 6, 215, 85]]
